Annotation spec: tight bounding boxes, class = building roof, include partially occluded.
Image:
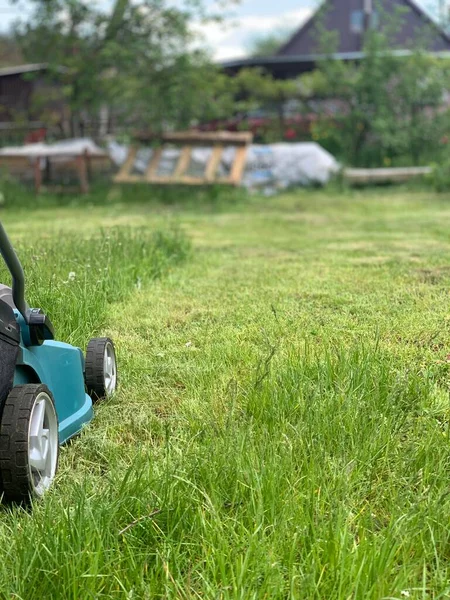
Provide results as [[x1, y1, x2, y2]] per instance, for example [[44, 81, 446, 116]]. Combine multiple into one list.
[[278, 0, 450, 57], [0, 63, 67, 78], [0, 64, 49, 78], [223, 48, 450, 69], [222, 49, 450, 79], [221, 0, 450, 78]]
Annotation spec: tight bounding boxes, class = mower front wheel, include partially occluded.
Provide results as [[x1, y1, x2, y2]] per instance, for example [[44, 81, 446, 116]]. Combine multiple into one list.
[[0, 384, 59, 503], [85, 337, 117, 401]]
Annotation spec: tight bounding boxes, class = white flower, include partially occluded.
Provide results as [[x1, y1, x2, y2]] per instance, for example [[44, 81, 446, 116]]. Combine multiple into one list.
[[185, 341, 192, 348], [401, 591, 410, 598], [68, 271, 76, 281]]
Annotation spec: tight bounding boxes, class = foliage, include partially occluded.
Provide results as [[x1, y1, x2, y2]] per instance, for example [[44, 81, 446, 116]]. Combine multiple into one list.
[[428, 156, 450, 192], [8, 0, 230, 133], [435, 0, 450, 33], [0, 34, 23, 67], [246, 28, 293, 58], [219, 68, 315, 142], [216, 35, 450, 165], [228, 5, 450, 167], [309, 25, 450, 166]]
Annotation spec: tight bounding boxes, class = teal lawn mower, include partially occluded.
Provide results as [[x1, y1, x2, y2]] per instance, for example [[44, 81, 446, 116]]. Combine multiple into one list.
[[0, 221, 117, 502]]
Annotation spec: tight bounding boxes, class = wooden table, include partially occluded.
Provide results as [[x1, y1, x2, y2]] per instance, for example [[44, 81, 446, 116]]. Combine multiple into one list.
[[0, 149, 110, 194]]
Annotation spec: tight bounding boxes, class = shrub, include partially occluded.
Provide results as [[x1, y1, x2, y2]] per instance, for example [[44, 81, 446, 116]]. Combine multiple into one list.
[[428, 159, 450, 193]]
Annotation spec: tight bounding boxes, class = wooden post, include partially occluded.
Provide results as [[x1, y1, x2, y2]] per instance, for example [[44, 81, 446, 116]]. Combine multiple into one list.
[[85, 149, 92, 181], [44, 156, 51, 186], [34, 157, 42, 194], [77, 153, 89, 194]]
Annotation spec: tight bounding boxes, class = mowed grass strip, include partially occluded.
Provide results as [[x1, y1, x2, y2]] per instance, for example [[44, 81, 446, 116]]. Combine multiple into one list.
[[0, 188, 449, 598]]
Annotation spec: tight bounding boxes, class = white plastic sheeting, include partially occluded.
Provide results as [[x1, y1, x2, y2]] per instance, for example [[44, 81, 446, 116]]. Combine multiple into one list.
[[242, 143, 339, 188], [0, 138, 107, 160], [108, 140, 339, 189]]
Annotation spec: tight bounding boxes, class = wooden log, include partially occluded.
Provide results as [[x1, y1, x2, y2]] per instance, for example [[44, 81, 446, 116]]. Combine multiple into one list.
[[344, 167, 432, 185]]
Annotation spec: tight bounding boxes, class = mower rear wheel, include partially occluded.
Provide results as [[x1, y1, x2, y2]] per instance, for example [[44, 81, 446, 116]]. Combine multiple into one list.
[[85, 337, 117, 401], [0, 384, 59, 503]]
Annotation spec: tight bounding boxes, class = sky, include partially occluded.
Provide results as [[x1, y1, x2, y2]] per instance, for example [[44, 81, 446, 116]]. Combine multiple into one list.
[[0, 0, 444, 62], [196, 0, 318, 60]]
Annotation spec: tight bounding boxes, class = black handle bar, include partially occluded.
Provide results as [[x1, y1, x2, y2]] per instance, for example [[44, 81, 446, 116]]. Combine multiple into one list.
[[0, 222, 28, 322]]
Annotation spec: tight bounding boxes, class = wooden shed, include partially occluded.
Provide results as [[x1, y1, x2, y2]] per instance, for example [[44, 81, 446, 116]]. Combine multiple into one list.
[[0, 63, 66, 123]]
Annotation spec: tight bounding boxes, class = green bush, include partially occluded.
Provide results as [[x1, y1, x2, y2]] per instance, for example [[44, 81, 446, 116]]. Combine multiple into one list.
[[428, 159, 450, 193]]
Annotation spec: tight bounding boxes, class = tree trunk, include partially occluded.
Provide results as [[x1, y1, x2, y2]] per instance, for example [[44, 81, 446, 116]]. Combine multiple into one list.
[[106, 0, 130, 41], [99, 105, 110, 138], [277, 95, 285, 141]]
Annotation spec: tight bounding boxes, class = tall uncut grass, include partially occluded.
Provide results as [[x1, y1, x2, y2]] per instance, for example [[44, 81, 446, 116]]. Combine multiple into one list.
[[0, 227, 190, 347]]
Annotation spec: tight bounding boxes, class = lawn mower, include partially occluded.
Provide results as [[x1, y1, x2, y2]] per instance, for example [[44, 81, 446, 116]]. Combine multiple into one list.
[[0, 221, 117, 503]]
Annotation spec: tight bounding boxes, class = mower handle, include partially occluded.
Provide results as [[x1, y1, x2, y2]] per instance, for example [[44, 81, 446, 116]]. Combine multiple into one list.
[[0, 221, 28, 322]]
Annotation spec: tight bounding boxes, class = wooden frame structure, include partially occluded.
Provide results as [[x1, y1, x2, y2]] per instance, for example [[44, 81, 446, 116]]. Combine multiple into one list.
[[33, 152, 90, 194], [0, 150, 111, 194], [114, 131, 253, 186]]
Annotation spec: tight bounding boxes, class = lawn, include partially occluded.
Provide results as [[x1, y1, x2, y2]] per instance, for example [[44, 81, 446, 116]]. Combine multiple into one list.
[[0, 185, 450, 598]]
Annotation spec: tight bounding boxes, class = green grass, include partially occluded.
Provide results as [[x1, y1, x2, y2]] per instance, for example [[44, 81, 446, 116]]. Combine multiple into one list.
[[0, 185, 450, 598], [9, 227, 190, 347]]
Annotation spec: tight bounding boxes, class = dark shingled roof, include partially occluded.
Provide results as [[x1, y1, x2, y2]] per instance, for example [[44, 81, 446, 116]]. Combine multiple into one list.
[[0, 64, 67, 78], [221, 0, 450, 78], [278, 0, 450, 57]]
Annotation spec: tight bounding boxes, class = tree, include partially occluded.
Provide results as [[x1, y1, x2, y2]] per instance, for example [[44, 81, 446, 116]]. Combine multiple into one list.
[[428, 0, 450, 32], [304, 8, 450, 166], [247, 29, 293, 58], [230, 68, 312, 141], [8, 0, 229, 135], [0, 34, 23, 67]]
